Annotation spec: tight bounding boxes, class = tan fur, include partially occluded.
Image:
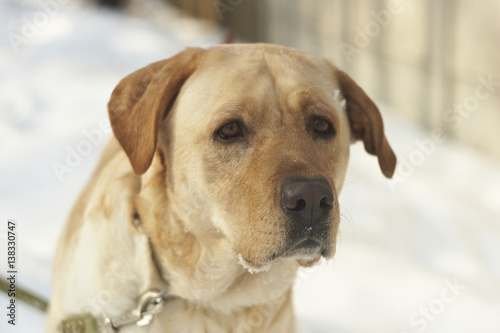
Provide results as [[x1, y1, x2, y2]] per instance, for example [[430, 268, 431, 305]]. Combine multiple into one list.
[[48, 44, 395, 332]]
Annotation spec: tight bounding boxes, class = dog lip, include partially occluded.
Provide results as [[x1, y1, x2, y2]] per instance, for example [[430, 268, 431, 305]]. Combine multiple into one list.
[[269, 237, 325, 262], [237, 254, 272, 274], [259, 237, 329, 265], [286, 238, 322, 256], [293, 238, 321, 250]]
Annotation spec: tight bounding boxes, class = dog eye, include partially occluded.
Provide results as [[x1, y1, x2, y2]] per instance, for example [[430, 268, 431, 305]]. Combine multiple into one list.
[[217, 121, 242, 141], [313, 119, 329, 133], [312, 117, 335, 138]]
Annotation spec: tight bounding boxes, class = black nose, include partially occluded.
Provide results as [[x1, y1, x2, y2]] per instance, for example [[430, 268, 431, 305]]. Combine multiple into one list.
[[281, 178, 334, 226]]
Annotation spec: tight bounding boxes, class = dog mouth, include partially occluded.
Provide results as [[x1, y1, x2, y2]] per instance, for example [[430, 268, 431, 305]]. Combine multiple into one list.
[[237, 254, 273, 274], [237, 237, 329, 274], [284, 238, 323, 258], [280, 237, 330, 264]]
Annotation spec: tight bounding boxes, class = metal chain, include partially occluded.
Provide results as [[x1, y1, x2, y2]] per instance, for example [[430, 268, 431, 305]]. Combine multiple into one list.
[[103, 289, 168, 332]]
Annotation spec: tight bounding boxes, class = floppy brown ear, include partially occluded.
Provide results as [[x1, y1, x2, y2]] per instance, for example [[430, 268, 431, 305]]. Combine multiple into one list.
[[335, 69, 396, 178], [108, 47, 203, 174]]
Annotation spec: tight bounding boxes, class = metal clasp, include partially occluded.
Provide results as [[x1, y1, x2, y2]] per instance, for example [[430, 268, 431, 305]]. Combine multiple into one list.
[[103, 289, 167, 332]]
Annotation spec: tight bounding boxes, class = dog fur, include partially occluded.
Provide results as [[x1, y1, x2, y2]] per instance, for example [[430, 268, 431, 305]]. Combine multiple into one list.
[[47, 44, 396, 332]]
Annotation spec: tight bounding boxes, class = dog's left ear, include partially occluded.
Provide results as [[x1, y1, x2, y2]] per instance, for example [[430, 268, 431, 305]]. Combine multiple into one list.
[[334, 68, 397, 178], [108, 47, 204, 175]]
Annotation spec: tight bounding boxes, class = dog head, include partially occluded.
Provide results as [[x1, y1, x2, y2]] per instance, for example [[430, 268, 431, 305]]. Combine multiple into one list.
[[108, 44, 396, 271]]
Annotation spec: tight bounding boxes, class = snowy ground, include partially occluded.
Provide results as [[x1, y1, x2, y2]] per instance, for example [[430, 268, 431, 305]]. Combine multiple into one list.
[[1, 1, 499, 332]]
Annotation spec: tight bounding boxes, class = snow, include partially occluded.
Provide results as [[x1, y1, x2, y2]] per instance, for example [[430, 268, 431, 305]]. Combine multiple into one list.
[[1, 1, 499, 332], [333, 89, 346, 109]]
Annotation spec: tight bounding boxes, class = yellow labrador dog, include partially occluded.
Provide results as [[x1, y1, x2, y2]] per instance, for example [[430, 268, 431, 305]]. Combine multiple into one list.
[[48, 44, 396, 332]]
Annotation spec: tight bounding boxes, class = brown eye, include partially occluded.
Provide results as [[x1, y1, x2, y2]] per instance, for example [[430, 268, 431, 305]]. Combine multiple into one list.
[[311, 117, 335, 138], [217, 121, 242, 141], [313, 119, 329, 133]]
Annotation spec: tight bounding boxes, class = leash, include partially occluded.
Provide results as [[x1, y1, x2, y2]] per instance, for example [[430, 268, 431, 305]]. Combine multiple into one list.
[[0, 278, 48, 311], [1, 276, 172, 333], [0, 281, 171, 333], [103, 289, 170, 332], [60, 289, 172, 333], [0, 212, 172, 332], [0, 209, 172, 333], [1, 271, 171, 332]]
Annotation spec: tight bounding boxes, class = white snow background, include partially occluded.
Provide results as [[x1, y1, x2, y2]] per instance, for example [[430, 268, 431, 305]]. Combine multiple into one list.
[[1, 1, 499, 332]]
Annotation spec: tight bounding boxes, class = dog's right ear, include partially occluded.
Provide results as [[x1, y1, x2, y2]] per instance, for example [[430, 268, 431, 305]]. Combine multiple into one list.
[[108, 47, 204, 175]]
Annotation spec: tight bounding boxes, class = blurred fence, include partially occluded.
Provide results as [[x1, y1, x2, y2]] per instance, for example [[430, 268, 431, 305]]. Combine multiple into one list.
[[167, 0, 500, 161]]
